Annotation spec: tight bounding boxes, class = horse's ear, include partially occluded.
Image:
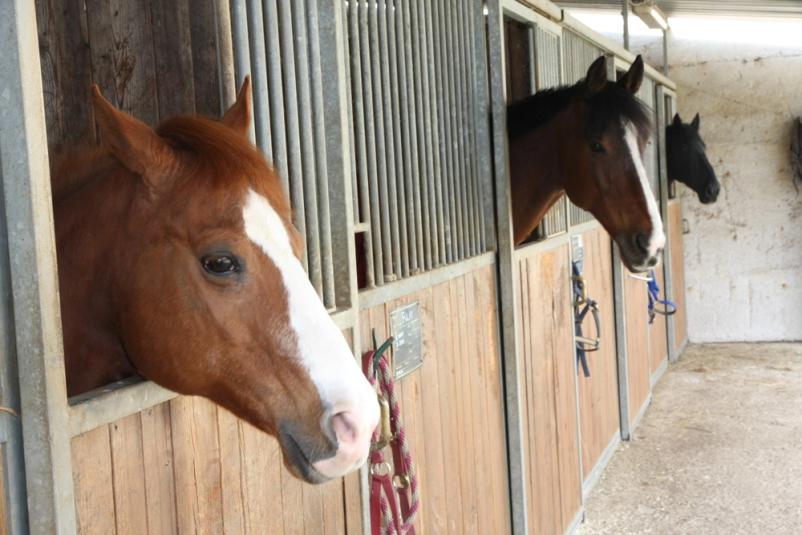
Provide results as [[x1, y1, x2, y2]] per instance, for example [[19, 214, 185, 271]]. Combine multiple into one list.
[[618, 55, 644, 94], [672, 113, 682, 127], [584, 56, 608, 96], [222, 76, 252, 137], [691, 113, 700, 131], [91, 85, 177, 188]]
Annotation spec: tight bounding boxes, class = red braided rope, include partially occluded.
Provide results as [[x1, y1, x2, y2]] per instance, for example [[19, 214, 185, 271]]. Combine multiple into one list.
[[363, 344, 419, 535]]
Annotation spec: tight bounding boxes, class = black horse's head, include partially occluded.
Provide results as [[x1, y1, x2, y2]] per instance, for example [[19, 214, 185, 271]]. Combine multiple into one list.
[[666, 113, 720, 204]]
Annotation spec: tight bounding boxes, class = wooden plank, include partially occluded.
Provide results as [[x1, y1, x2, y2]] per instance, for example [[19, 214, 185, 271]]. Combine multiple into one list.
[[320, 478, 346, 535], [216, 409, 245, 535], [84, 0, 159, 125], [150, 0, 196, 119], [238, 418, 283, 535], [415, 289, 448, 534], [624, 268, 652, 422], [140, 403, 178, 535], [478, 266, 511, 535], [343, 471, 364, 535], [36, 0, 94, 145], [170, 397, 225, 535], [576, 229, 620, 480], [669, 201, 688, 350], [189, 0, 224, 116], [280, 449, 306, 535], [432, 281, 465, 534], [451, 276, 479, 535], [72, 426, 116, 534], [109, 414, 148, 534]]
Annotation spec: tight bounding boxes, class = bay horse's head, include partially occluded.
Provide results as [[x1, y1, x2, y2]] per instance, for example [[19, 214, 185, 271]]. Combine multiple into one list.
[[86, 80, 378, 483], [560, 55, 665, 272], [666, 112, 720, 204]]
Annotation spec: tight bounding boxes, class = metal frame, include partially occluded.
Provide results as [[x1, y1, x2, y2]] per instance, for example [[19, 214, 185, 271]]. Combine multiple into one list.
[[0, 1, 76, 533]]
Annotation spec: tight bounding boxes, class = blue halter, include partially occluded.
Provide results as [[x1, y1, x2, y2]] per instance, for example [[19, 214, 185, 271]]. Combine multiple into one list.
[[647, 269, 677, 324]]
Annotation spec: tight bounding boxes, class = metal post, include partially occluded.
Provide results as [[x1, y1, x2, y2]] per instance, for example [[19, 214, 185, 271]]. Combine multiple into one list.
[[0, 1, 77, 532], [622, 0, 630, 50], [662, 29, 669, 76], [487, 1, 529, 533]]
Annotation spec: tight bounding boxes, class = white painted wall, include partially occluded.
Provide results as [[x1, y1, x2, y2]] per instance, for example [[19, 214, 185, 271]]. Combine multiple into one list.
[[565, 10, 802, 341], [631, 29, 802, 342]]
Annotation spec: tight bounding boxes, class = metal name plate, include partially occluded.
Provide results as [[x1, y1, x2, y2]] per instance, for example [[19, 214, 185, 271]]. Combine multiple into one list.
[[389, 302, 423, 380]]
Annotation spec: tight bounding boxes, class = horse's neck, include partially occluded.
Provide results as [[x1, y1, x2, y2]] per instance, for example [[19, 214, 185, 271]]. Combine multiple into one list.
[[509, 120, 566, 244], [55, 156, 139, 395]]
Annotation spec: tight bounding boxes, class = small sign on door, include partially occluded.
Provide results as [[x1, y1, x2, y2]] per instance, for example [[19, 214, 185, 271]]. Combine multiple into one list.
[[390, 302, 423, 380]]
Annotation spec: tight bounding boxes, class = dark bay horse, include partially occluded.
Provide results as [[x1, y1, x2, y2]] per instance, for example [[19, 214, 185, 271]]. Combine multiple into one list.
[[507, 55, 665, 272], [52, 78, 378, 483], [666, 112, 720, 203]]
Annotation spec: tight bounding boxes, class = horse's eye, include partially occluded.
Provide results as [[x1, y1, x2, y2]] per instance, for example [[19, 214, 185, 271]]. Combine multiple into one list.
[[201, 254, 240, 275], [590, 141, 606, 154]]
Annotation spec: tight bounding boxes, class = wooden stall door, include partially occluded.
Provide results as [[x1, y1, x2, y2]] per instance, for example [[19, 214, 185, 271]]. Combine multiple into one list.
[[623, 268, 651, 427], [71, 393, 362, 535], [515, 245, 582, 535], [575, 229, 620, 482], [360, 265, 510, 535], [668, 201, 688, 352]]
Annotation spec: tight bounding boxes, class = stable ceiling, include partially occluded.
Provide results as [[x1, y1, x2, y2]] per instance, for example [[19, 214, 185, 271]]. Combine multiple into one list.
[[555, 1, 802, 17]]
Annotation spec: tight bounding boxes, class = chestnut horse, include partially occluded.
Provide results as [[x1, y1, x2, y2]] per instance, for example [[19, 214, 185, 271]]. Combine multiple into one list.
[[666, 112, 720, 204], [507, 55, 665, 272], [52, 78, 378, 483]]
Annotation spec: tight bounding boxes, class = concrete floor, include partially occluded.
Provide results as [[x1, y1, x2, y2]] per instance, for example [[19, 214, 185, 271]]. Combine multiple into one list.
[[578, 343, 802, 535]]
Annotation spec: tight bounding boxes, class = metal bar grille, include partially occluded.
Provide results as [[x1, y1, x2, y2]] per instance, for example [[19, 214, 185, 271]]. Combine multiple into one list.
[[637, 77, 660, 198], [532, 26, 568, 239], [345, 0, 489, 289], [563, 29, 604, 226], [230, 1, 340, 310]]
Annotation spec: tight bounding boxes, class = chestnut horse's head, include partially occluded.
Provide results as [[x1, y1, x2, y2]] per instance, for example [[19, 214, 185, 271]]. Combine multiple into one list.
[[86, 80, 378, 483], [666, 112, 720, 204], [562, 56, 665, 272]]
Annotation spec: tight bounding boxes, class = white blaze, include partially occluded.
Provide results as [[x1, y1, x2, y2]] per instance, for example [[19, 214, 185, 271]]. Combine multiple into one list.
[[623, 120, 666, 258], [242, 188, 378, 476]]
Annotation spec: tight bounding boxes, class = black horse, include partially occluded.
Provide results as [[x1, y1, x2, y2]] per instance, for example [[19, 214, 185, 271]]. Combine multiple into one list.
[[666, 113, 720, 204]]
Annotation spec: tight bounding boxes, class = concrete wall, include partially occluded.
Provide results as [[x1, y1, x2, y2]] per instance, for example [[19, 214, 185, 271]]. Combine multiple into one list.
[[630, 32, 802, 342]]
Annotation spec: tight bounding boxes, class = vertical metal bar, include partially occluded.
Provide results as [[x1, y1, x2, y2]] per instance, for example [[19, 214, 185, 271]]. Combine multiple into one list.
[[435, 0, 456, 263], [369, 2, 395, 281], [487, 1, 528, 532], [412, 0, 443, 269], [347, 0, 376, 288], [292, 1, 325, 298], [662, 29, 669, 76], [263, 0, 291, 197], [473, 0, 494, 252], [359, 2, 386, 285], [456, 0, 476, 258], [341, 6, 360, 226], [421, 1, 450, 266], [445, 0, 465, 261], [377, 0, 403, 278], [277, 2, 308, 270], [229, 0, 256, 144], [306, 0, 336, 308], [396, 0, 422, 275], [385, 0, 410, 278], [465, 0, 483, 254], [0, 2, 75, 532], [622, 0, 630, 50], [245, 0, 272, 159]]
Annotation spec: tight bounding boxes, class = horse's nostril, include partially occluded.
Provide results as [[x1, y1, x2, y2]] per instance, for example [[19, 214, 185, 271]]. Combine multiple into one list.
[[635, 233, 651, 255], [329, 412, 359, 446], [647, 257, 658, 267]]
